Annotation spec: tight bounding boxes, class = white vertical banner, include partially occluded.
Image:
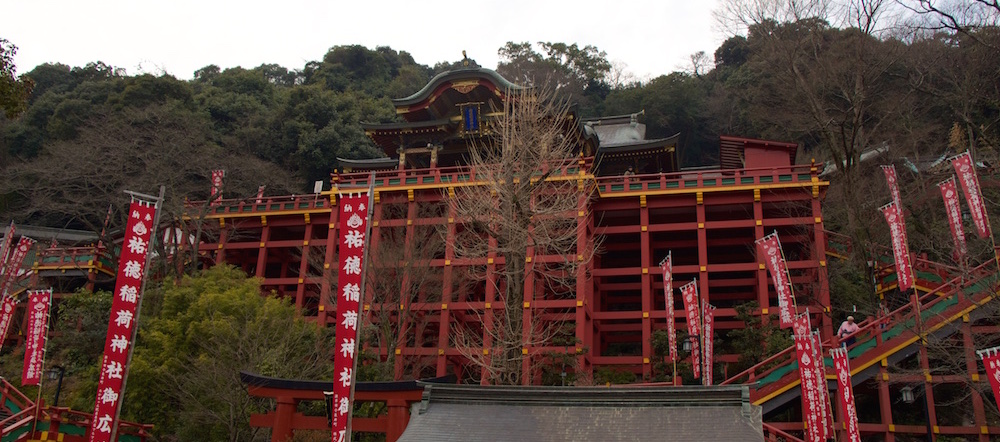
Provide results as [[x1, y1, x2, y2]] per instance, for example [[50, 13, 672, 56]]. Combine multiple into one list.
[[951, 152, 991, 238], [680, 279, 701, 379], [702, 304, 714, 386], [756, 232, 795, 328], [660, 253, 676, 363], [832, 347, 861, 442]]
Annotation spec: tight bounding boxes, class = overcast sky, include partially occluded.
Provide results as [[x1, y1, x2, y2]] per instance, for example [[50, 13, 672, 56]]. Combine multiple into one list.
[[4, 0, 727, 82]]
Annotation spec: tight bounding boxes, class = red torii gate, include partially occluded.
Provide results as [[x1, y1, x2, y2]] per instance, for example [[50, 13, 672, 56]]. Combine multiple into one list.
[[242, 372, 454, 442]]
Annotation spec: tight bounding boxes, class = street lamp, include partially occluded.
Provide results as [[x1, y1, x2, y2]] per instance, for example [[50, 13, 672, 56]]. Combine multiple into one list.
[[900, 385, 933, 442], [45, 365, 65, 407], [900, 385, 914, 404]]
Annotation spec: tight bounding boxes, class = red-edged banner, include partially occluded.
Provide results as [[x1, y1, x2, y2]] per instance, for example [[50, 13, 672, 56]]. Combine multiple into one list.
[[881, 202, 914, 291], [756, 233, 795, 328], [21, 289, 52, 386], [952, 152, 992, 238], [796, 333, 823, 442], [702, 304, 714, 386], [0, 236, 37, 299], [89, 200, 158, 442], [939, 177, 968, 260], [832, 347, 862, 442], [680, 279, 701, 379], [256, 185, 266, 204], [812, 331, 833, 439], [332, 193, 370, 442], [882, 165, 903, 215], [210, 169, 225, 206], [979, 347, 1000, 416], [0, 296, 17, 350], [660, 253, 676, 363], [0, 222, 15, 273]]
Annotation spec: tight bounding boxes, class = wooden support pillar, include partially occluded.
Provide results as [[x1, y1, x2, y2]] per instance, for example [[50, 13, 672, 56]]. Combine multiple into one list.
[[386, 399, 410, 442], [522, 244, 535, 385], [919, 344, 939, 440], [810, 178, 832, 340], [961, 319, 991, 441], [695, 192, 709, 328], [272, 396, 297, 442], [878, 362, 895, 442], [575, 185, 591, 378], [319, 194, 339, 326], [256, 223, 270, 278], [482, 234, 498, 385], [295, 222, 313, 309], [753, 188, 769, 320], [639, 196, 652, 379], [215, 218, 228, 264], [438, 198, 456, 378]]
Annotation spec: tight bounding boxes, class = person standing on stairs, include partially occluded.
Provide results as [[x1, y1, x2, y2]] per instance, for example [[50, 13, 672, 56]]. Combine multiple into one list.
[[838, 315, 860, 347]]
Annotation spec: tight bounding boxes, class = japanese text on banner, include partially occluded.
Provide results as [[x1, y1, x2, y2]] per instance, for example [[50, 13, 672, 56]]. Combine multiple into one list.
[[89, 200, 157, 442], [660, 254, 676, 363], [881, 203, 914, 291], [833, 348, 861, 442], [756, 234, 795, 328], [332, 193, 369, 442]]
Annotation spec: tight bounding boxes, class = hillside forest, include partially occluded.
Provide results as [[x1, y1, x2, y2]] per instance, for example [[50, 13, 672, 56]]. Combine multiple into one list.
[[0, 0, 998, 440]]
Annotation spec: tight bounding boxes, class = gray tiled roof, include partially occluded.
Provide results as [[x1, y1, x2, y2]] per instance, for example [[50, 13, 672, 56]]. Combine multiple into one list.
[[397, 384, 763, 442]]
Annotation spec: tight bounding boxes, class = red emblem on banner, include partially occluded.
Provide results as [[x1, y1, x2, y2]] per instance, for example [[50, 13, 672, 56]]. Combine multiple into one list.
[[881, 202, 914, 291], [756, 233, 795, 328], [793, 312, 810, 337], [21, 289, 52, 386], [332, 193, 370, 442], [660, 253, 676, 363], [939, 178, 968, 260], [952, 152, 992, 238], [832, 347, 861, 442], [89, 200, 158, 442], [680, 279, 701, 379]]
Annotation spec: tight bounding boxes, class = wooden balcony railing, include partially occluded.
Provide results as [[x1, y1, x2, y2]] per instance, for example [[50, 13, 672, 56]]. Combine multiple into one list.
[[594, 163, 823, 196], [333, 158, 594, 190]]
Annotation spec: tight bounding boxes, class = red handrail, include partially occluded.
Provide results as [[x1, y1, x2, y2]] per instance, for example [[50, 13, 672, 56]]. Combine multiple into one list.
[[333, 157, 592, 189], [762, 422, 806, 442], [723, 258, 997, 387]]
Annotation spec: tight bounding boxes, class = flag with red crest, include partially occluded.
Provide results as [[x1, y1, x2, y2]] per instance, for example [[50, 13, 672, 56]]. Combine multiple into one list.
[[332, 192, 371, 442], [660, 253, 676, 363], [756, 232, 795, 328], [89, 198, 158, 442]]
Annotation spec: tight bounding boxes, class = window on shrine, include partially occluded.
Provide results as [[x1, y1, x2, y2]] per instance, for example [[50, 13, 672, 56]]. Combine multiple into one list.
[[461, 103, 480, 133]]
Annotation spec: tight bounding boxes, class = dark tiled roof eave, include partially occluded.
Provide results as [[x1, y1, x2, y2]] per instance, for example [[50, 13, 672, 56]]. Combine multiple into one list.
[[361, 118, 455, 133], [399, 384, 763, 442], [392, 67, 525, 107]]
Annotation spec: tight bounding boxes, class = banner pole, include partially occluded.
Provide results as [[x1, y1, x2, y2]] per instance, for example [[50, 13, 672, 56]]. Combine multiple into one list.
[[30, 289, 52, 438], [345, 173, 376, 442], [110, 186, 165, 442]]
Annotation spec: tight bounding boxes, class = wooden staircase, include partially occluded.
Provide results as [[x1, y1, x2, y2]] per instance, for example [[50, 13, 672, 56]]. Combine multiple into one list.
[[723, 233, 999, 415]]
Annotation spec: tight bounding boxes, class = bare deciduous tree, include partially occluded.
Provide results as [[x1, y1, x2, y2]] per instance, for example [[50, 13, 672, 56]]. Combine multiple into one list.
[[448, 86, 597, 385]]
